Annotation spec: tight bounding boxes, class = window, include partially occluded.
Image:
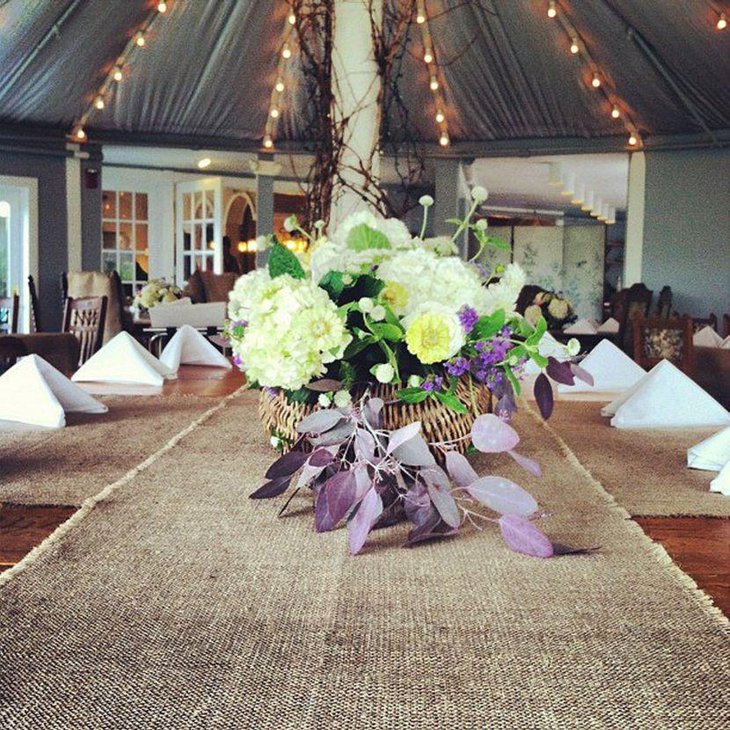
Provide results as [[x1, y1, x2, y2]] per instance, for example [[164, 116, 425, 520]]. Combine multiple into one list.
[[179, 187, 216, 280], [102, 190, 149, 297]]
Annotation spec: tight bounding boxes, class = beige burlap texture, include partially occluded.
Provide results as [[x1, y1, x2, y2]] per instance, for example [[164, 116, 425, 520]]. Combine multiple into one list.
[[0, 392, 727, 729]]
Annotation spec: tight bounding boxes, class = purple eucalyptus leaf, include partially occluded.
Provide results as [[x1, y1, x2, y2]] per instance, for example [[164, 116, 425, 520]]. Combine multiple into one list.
[[471, 413, 520, 453], [296, 409, 345, 434], [295, 463, 326, 490], [250, 475, 291, 500], [467, 476, 538, 516], [498, 514, 554, 558], [546, 357, 575, 385], [445, 451, 479, 488], [386, 421, 422, 455], [570, 362, 595, 387], [403, 482, 432, 525], [392, 434, 435, 466], [353, 465, 373, 500], [306, 378, 344, 392], [265, 450, 308, 479], [314, 471, 358, 532], [421, 464, 450, 490], [347, 487, 383, 555], [309, 421, 355, 447], [533, 373, 554, 420], [363, 397, 384, 429], [425, 482, 461, 528], [309, 448, 335, 468], [355, 428, 377, 462], [508, 450, 542, 477]]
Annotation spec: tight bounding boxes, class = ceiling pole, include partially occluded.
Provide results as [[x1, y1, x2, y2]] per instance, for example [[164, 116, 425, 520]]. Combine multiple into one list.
[[330, 0, 383, 227]]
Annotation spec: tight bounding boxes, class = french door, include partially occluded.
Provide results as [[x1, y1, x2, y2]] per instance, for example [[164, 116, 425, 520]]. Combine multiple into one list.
[[0, 185, 29, 329], [175, 178, 223, 286]]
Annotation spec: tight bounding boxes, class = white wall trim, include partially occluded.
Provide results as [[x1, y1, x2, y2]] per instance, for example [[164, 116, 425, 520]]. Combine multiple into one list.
[[65, 157, 82, 271], [624, 151, 646, 286]]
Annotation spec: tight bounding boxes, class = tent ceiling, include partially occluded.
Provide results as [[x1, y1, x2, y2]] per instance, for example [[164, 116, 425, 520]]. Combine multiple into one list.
[[0, 0, 728, 151]]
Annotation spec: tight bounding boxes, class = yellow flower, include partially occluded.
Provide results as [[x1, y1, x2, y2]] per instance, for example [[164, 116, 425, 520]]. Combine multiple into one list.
[[405, 310, 463, 364], [379, 281, 408, 314]]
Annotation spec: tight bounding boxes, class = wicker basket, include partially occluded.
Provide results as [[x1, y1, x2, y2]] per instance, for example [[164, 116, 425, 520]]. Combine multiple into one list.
[[258, 379, 492, 458]]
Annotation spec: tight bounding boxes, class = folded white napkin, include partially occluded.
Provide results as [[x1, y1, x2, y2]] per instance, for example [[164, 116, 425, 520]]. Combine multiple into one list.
[[523, 332, 569, 375], [558, 339, 645, 393], [688, 426, 730, 471], [597, 317, 620, 334], [693, 326, 723, 348], [721, 335, 730, 350], [160, 324, 232, 370], [710, 461, 730, 495], [563, 318, 599, 335], [602, 359, 730, 429], [0, 354, 107, 428], [72, 331, 177, 386]]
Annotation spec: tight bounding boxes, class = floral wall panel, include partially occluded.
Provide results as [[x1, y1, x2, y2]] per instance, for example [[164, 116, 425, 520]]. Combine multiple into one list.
[[562, 225, 604, 321], [477, 225, 512, 274], [513, 227, 564, 294]]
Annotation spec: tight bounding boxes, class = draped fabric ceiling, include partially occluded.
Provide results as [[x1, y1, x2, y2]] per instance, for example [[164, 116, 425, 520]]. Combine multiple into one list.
[[0, 0, 728, 150]]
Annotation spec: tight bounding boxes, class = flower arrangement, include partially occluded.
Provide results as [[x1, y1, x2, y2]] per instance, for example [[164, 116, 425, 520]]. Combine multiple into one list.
[[227, 189, 591, 555], [133, 278, 183, 310], [524, 289, 576, 330]]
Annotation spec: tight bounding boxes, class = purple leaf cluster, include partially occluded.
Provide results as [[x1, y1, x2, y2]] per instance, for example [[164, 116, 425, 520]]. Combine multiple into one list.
[[533, 356, 595, 420], [251, 395, 568, 558]]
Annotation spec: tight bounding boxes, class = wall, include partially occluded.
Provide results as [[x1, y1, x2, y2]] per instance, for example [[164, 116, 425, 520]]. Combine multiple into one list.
[[0, 150, 67, 330], [642, 148, 730, 320]]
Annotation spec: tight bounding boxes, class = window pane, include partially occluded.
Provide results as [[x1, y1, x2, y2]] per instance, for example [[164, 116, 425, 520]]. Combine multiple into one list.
[[102, 191, 116, 218], [183, 192, 191, 221], [102, 251, 117, 274], [135, 193, 148, 221], [184, 255, 192, 279], [136, 253, 149, 280], [118, 222, 133, 251], [194, 224, 203, 251], [118, 191, 132, 220], [136, 224, 148, 252], [204, 189, 214, 218], [119, 251, 135, 282], [102, 222, 116, 249]]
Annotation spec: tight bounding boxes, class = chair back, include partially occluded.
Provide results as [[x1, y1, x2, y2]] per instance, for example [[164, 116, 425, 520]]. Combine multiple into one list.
[[724, 313, 730, 338], [688, 313, 718, 333], [633, 315, 694, 375], [0, 335, 27, 374], [655, 286, 672, 319], [64, 271, 125, 344], [0, 293, 19, 334], [62, 296, 107, 366], [28, 275, 42, 332], [612, 283, 653, 353]]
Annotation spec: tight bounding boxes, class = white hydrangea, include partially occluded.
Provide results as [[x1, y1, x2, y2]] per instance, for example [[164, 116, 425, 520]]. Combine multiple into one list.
[[227, 268, 271, 322], [231, 275, 352, 391], [134, 278, 182, 310], [375, 249, 486, 318], [480, 263, 526, 316]]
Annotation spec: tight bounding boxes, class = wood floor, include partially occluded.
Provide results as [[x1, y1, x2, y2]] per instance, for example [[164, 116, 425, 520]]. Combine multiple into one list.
[[1, 367, 728, 615]]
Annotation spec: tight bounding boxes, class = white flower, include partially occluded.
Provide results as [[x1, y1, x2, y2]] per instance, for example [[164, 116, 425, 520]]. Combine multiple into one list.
[[270, 435, 282, 449], [524, 304, 542, 326], [566, 338, 580, 357], [374, 363, 395, 383], [421, 236, 457, 256], [548, 297, 570, 320], [419, 194, 434, 208], [314, 219, 325, 231], [475, 219, 488, 231], [370, 305, 385, 322], [358, 297, 374, 313], [334, 390, 352, 408], [284, 215, 297, 232], [480, 263, 526, 316], [408, 374, 423, 388], [471, 186, 488, 203], [403, 303, 466, 364], [227, 268, 271, 322], [318, 393, 332, 407]]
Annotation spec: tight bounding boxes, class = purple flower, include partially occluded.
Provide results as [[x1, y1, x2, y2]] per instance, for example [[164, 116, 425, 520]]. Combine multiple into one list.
[[422, 375, 444, 392], [445, 357, 470, 377], [458, 306, 478, 334]]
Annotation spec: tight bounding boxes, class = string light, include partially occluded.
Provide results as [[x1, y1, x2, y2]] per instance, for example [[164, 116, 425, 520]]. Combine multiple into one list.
[[610, 105, 621, 119], [547, 1, 557, 19], [73, 126, 86, 141], [435, 109, 445, 124], [288, 12, 296, 25], [423, 48, 433, 64], [439, 133, 450, 147], [416, 11, 425, 24], [429, 76, 439, 91], [275, 79, 285, 93], [591, 73, 601, 88], [112, 66, 123, 81], [94, 96, 105, 110], [262, 14, 295, 150], [135, 32, 145, 47], [282, 44, 292, 59], [263, 135, 273, 149], [570, 37, 579, 54], [628, 132, 639, 146], [716, 12, 727, 30], [270, 107, 280, 118], [157, 1, 167, 13]]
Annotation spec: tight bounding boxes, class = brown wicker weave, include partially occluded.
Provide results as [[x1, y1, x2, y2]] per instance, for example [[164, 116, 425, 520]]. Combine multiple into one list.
[[258, 379, 492, 458]]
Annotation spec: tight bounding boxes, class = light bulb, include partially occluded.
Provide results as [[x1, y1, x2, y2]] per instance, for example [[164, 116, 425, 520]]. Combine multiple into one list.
[[263, 135, 274, 149], [435, 109, 445, 124], [74, 126, 86, 141], [717, 13, 727, 30], [591, 73, 601, 88], [197, 157, 212, 169], [439, 133, 450, 147], [429, 76, 439, 91], [628, 133, 638, 146], [275, 79, 285, 92], [136, 33, 145, 47], [112, 67, 123, 81], [270, 108, 280, 118], [560, 173, 575, 197], [571, 184, 585, 206], [0, 201, 10, 218], [288, 12, 296, 25], [416, 12, 425, 24], [581, 191, 594, 212], [570, 38, 579, 54], [590, 197, 602, 217], [423, 49, 433, 64], [282, 45, 292, 59], [94, 96, 105, 110], [157, 1, 167, 13], [611, 105, 620, 119], [547, 1, 557, 19]]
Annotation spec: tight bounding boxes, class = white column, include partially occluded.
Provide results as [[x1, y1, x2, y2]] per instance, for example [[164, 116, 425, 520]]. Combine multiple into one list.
[[65, 154, 82, 272], [434, 159, 470, 257], [624, 151, 646, 285], [249, 159, 282, 268], [330, 0, 382, 227]]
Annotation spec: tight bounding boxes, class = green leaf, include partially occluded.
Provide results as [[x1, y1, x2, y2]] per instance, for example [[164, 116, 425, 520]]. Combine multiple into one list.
[[343, 336, 375, 359], [370, 322, 403, 342], [473, 310, 506, 340], [503, 366, 522, 397], [268, 240, 305, 279], [526, 316, 548, 346], [319, 271, 345, 299], [482, 235, 510, 251], [285, 387, 313, 404], [396, 387, 429, 404], [531, 352, 548, 369], [444, 218, 462, 225], [434, 391, 468, 414], [346, 224, 391, 251]]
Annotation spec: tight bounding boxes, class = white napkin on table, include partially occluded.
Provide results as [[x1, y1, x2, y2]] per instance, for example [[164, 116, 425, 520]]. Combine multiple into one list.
[[602, 359, 730, 429], [688, 427, 730, 471], [160, 324, 231, 370], [523, 332, 569, 375], [721, 336, 730, 350], [710, 461, 730, 495], [0, 354, 107, 428], [563, 318, 599, 335], [693, 326, 723, 348], [72, 331, 176, 387], [558, 339, 645, 393], [597, 317, 620, 334]]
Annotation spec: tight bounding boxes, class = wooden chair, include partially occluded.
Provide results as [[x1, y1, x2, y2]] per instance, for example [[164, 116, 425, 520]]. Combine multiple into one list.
[[0, 293, 19, 334], [612, 283, 653, 353], [687, 313, 718, 333], [724, 313, 729, 338], [633, 315, 694, 375], [62, 296, 107, 366], [655, 286, 672, 319], [0, 335, 27, 374], [28, 275, 42, 332]]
